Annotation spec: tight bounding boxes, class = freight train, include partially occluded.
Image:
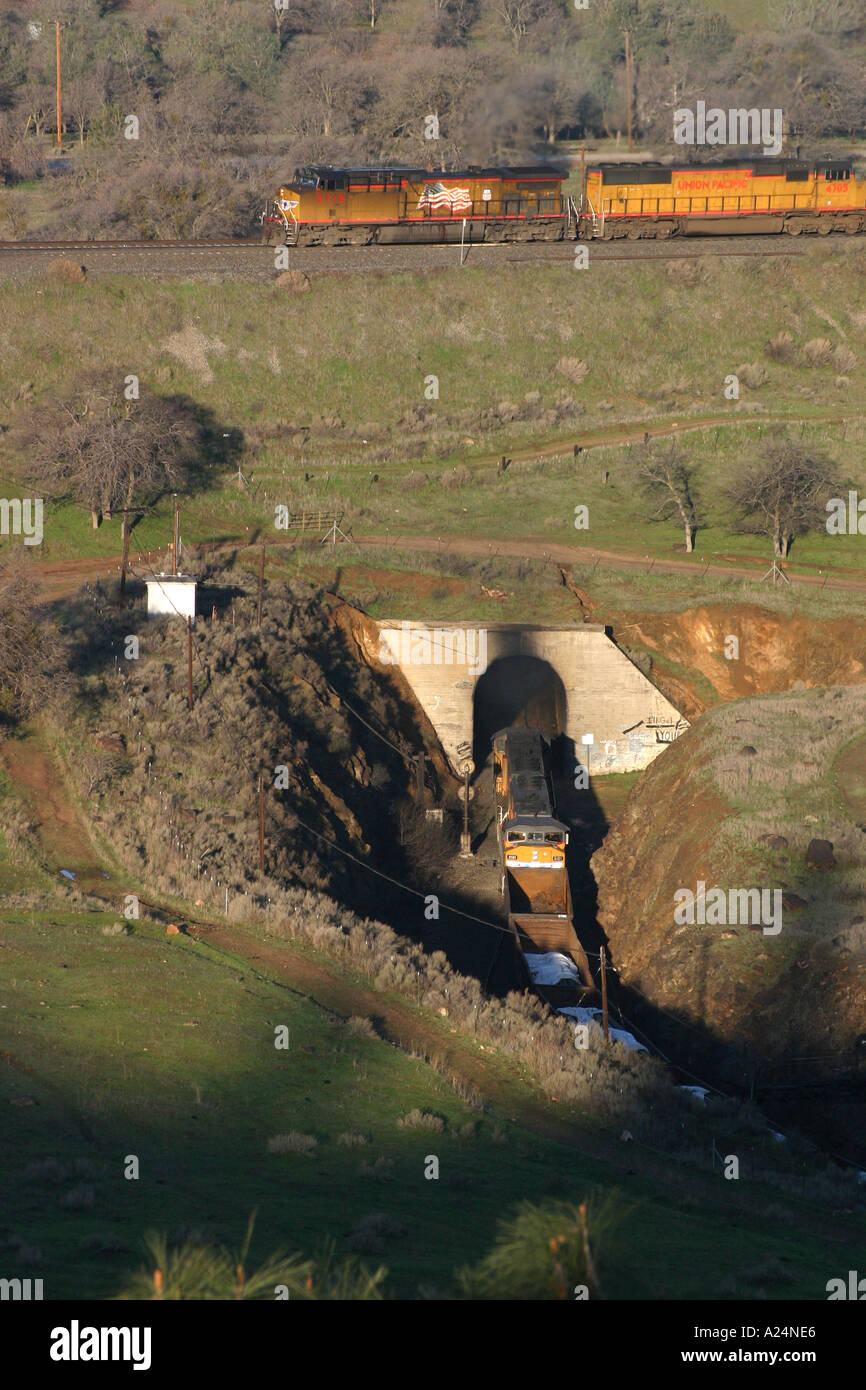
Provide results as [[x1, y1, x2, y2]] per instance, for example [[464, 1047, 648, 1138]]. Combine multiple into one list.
[[492, 725, 592, 1002], [263, 155, 866, 245]]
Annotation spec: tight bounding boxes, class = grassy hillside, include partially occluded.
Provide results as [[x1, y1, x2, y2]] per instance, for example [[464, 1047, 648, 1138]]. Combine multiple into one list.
[[3, 251, 866, 592], [2, 871, 864, 1299], [592, 683, 866, 1155]]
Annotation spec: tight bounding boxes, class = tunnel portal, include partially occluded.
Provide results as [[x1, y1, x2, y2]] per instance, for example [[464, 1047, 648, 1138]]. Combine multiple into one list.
[[472, 655, 567, 771]]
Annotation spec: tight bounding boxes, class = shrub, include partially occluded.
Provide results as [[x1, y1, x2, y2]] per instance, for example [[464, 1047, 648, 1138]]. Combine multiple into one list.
[[47, 258, 86, 283], [336, 1131, 368, 1148], [765, 331, 795, 363], [359, 1156, 394, 1181], [116, 1219, 386, 1300], [556, 357, 589, 386], [456, 1197, 620, 1300], [803, 338, 833, 367], [346, 1016, 377, 1039], [266, 1132, 317, 1156], [833, 344, 856, 373], [733, 362, 769, 390], [397, 1108, 445, 1132]]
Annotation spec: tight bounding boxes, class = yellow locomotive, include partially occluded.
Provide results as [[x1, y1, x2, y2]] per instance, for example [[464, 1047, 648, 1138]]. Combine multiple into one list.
[[262, 164, 571, 245], [579, 155, 866, 238]]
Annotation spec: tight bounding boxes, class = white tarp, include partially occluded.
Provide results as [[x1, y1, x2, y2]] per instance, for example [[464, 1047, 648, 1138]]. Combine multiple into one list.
[[556, 1004, 647, 1052], [680, 1085, 709, 1103], [524, 952, 582, 986]]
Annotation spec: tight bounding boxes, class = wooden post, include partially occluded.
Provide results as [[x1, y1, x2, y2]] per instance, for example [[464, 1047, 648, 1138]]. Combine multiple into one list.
[[257, 542, 265, 626], [258, 774, 265, 873], [56, 21, 62, 152], [600, 944, 609, 1041], [186, 617, 193, 710], [460, 764, 471, 857], [119, 509, 130, 602], [172, 495, 180, 575]]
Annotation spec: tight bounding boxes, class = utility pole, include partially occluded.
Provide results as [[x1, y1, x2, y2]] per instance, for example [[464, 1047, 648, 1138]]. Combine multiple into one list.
[[623, 30, 634, 151], [186, 617, 194, 710], [600, 944, 609, 1041], [119, 509, 130, 602], [258, 774, 265, 873], [56, 21, 62, 152], [257, 541, 265, 626], [173, 494, 180, 575], [458, 760, 473, 858]]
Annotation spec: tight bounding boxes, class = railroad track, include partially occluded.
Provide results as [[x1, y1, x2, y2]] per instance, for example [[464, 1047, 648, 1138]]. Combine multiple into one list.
[[0, 237, 262, 250], [0, 236, 851, 264]]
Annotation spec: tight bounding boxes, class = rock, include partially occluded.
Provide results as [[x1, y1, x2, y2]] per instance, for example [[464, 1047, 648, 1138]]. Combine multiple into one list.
[[720, 930, 738, 939], [758, 834, 788, 849], [274, 270, 310, 293], [165, 924, 182, 936], [805, 838, 836, 870], [741, 745, 758, 757]]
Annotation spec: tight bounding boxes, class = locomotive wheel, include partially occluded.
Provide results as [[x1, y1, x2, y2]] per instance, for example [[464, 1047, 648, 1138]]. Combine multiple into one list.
[[818, 223, 832, 235], [784, 222, 802, 236]]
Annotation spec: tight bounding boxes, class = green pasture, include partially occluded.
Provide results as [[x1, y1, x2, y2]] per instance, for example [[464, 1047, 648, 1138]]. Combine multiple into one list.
[[2, 251, 866, 608], [1, 904, 863, 1300]]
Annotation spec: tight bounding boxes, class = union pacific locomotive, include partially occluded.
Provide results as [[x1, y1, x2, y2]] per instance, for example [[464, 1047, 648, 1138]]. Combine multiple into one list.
[[492, 727, 568, 874], [264, 154, 866, 244], [581, 155, 866, 238], [261, 164, 571, 245]]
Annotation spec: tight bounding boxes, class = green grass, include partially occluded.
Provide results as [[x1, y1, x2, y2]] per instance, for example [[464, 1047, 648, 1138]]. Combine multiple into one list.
[[1, 902, 863, 1300], [3, 253, 866, 600]]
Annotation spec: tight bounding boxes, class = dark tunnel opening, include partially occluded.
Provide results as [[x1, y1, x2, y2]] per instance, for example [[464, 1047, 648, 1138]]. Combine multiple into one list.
[[471, 654, 567, 770]]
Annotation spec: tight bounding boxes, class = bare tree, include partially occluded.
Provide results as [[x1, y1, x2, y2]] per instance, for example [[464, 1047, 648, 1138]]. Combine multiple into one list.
[[727, 436, 838, 559], [18, 376, 205, 530], [638, 443, 699, 552]]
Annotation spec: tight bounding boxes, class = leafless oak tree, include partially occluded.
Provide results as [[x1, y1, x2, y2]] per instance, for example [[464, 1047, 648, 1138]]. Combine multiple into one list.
[[727, 436, 839, 558], [19, 376, 205, 530], [638, 443, 699, 552]]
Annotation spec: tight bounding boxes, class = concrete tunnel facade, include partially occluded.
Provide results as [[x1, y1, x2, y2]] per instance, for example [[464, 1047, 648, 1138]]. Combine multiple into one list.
[[370, 620, 688, 776]]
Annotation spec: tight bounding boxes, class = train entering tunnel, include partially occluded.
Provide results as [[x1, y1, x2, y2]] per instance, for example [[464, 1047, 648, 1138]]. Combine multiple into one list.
[[472, 655, 567, 772]]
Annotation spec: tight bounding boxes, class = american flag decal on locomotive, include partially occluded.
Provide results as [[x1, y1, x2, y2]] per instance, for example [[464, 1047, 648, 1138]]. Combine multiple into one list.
[[417, 182, 473, 213]]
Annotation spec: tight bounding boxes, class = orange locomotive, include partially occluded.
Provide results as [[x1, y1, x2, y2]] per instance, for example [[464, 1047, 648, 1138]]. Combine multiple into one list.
[[261, 164, 571, 246], [579, 155, 866, 239]]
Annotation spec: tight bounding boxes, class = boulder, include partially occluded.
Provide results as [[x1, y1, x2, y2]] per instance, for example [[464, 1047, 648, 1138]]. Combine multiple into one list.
[[805, 838, 836, 870]]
